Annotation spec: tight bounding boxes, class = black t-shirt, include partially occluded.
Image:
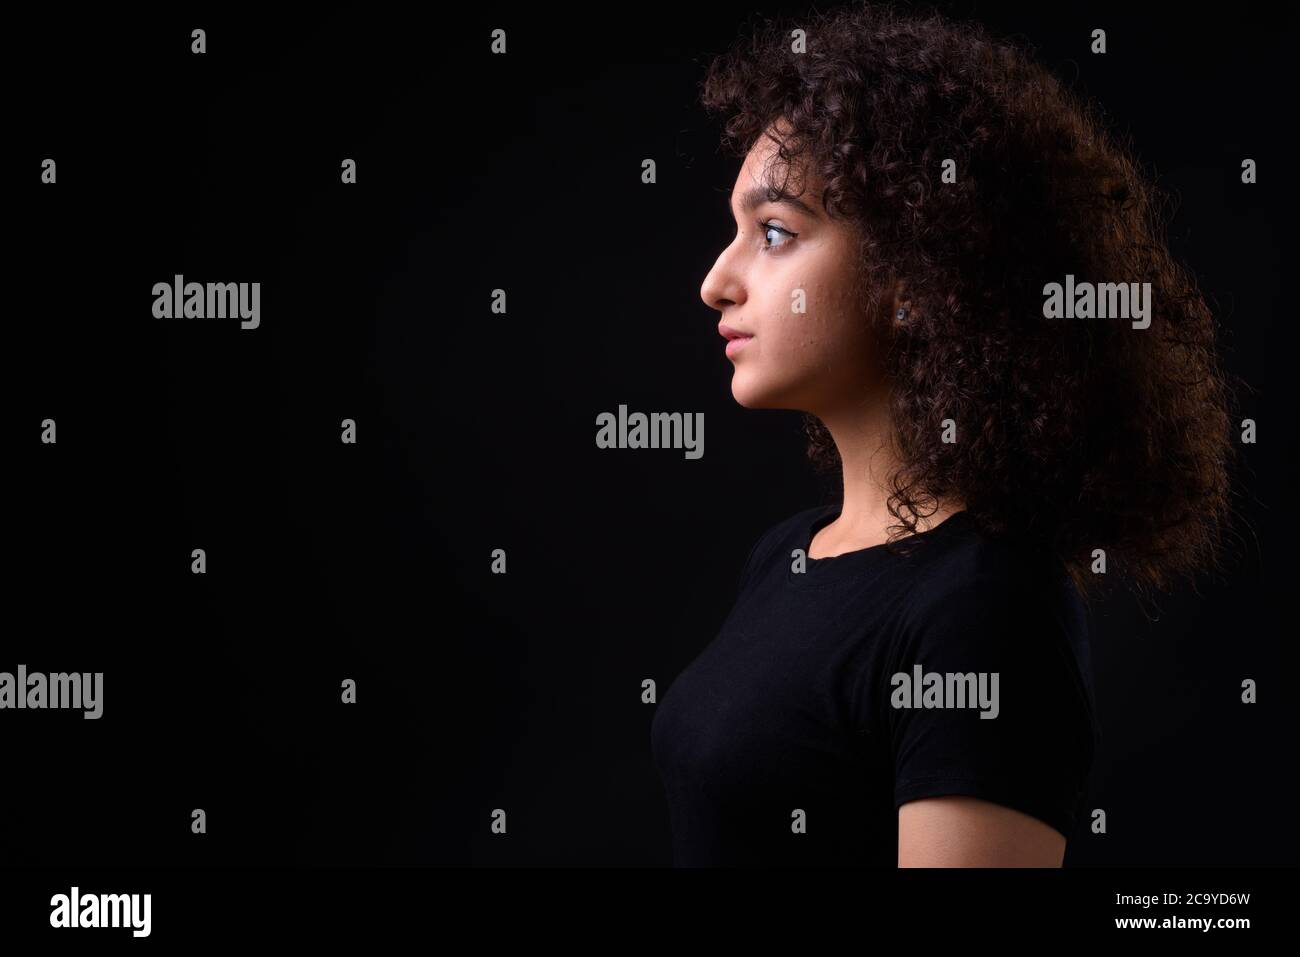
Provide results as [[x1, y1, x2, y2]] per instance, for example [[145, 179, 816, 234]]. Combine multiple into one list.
[[650, 503, 1099, 867]]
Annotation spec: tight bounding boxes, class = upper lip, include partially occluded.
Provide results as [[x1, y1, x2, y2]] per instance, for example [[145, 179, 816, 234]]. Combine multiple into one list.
[[718, 322, 754, 341]]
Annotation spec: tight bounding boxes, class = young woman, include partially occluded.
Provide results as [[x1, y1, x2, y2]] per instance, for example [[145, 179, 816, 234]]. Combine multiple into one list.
[[650, 3, 1237, 867]]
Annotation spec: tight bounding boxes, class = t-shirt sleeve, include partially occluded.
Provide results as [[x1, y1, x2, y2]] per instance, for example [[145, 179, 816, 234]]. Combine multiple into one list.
[[884, 573, 1096, 838]]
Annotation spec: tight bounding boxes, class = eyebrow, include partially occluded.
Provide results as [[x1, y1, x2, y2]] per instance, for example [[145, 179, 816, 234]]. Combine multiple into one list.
[[733, 185, 821, 220]]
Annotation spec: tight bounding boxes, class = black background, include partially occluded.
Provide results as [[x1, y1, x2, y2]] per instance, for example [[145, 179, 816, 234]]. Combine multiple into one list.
[[9, 3, 1298, 869]]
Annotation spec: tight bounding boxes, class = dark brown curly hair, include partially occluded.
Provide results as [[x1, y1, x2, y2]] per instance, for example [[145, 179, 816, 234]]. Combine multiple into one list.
[[700, 1, 1243, 603]]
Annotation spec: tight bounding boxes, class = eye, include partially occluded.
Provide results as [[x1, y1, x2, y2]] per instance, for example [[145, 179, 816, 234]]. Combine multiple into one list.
[[760, 221, 796, 252]]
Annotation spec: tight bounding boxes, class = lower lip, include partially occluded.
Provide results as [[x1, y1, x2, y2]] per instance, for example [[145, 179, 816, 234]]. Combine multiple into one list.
[[725, 335, 754, 358]]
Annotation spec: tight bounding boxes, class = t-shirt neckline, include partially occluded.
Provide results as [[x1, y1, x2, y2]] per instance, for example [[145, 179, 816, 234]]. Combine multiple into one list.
[[786, 504, 970, 586]]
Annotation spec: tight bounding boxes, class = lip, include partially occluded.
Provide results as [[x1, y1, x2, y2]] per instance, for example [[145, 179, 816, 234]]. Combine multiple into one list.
[[719, 322, 754, 358], [724, 333, 753, 358]]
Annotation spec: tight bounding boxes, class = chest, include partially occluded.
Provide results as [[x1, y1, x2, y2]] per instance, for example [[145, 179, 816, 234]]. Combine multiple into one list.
[[651, 583, 898, 790]]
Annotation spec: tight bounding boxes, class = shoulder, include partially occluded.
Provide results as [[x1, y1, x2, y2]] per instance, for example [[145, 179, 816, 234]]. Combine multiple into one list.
[[759, 503, 833, 549], [897, 516, 1082, 634], [890, 517, 1094, 707], [735, 503, 835, 590], [755, 503, 834, 555]]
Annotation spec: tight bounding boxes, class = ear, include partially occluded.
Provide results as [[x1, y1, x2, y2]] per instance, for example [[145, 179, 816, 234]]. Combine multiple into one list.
[[893, 290, 911, 327], [891, 278, 911, 323], [892, 277, 907, 301]]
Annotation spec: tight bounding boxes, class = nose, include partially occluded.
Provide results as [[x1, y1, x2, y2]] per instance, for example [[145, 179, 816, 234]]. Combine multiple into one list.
[[700, 242, 745, 313]]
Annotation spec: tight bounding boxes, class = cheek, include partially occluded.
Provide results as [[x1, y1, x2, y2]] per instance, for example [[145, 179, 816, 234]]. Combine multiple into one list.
[[755, 246, 869, 362], [773, 292, 867, 364], [806, 263, 872, 350]]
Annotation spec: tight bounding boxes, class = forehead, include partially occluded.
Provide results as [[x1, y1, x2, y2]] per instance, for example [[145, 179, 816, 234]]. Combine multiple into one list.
[[738, 131, 790, 184], [730, 132, 824, 215]]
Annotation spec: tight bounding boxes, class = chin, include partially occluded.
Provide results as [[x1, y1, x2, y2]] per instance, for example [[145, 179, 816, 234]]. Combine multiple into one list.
[[730, 372, 790, 409]]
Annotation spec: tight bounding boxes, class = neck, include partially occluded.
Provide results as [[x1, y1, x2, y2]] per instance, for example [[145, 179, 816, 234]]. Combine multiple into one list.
[[816, 397, 960, 539]]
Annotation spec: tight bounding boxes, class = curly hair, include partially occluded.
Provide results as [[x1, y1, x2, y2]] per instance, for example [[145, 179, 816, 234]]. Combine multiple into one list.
[[700, 1, 1242, 603]]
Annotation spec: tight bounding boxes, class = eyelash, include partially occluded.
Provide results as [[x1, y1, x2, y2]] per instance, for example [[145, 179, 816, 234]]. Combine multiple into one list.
[[758, 220, 796, 253]]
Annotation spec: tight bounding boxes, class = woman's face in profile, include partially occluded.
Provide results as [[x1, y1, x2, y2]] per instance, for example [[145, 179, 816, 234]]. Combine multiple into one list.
[[700, 129, 882, 415]]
